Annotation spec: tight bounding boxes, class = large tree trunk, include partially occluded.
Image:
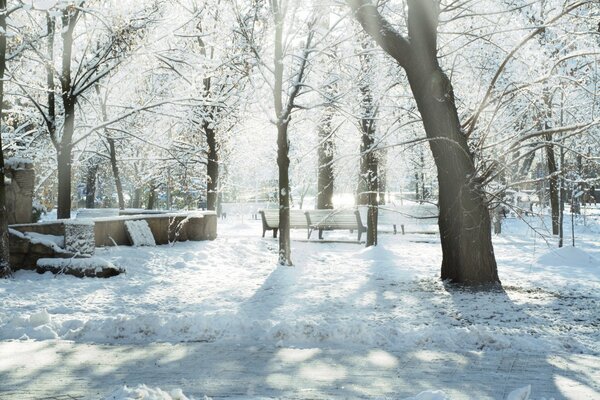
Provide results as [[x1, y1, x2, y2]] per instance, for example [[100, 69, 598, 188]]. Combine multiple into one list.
[[317, 108, 335, 209], [0, 0, 11, 277], [349, 0, 499, 284], [205, 120, 219, 212]]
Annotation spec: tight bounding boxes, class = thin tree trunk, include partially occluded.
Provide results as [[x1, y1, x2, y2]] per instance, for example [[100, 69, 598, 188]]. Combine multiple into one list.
[[277, 121, 292, 265], [96, 85, 124, 210], [317, 108, 335, 209], [85, 163, 98, 208], [205, 120, 219, 211], [0, 0, 11, 277], [378, 149, 387, 205], [132, 187, 142, 209], [270, 0, 314, 265], [272, 0, 290, 265], [546, 134, 559, 235], [108, 138, 125, 210], [357, 34, 378, 246], [56, 9, 78, 219], [349, 0, 499, 284], [147, 184, 157, 210]]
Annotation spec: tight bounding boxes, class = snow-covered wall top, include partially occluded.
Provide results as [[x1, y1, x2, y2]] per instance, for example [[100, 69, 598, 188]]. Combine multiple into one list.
[[4, 157, 33, 170]]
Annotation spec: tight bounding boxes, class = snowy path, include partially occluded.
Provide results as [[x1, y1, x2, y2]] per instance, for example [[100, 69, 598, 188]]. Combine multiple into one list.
[[1, 340, 599, 399]]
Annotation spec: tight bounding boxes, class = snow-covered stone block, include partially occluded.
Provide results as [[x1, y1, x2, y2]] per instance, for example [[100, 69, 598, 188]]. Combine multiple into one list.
[[36, 257, 125, 278], [124, 220, 156, 246], [64, 221, 95, 255]]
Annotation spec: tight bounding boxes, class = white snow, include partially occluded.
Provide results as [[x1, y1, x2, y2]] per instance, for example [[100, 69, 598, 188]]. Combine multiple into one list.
[[4, 157, 33, 170], [1, 209, 599, 398], [106, 384, 196, 400], [102, 385, 534, 400], [125, 219, 156, 246], [2, 213, 598, 353], [36, 257, 121, 273]]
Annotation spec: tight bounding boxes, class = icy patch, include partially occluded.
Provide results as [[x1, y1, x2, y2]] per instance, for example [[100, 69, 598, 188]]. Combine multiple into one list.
[[105, 384, 198, 400], [125, 220, 156, 246], [537, 246, 598, 268]]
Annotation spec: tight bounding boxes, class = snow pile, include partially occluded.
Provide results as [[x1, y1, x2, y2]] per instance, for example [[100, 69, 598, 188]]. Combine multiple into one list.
[[105, 385, 197, 400], [125, 220, 156, 246], [0, 309, 58, 340], [537, 246, 598, 268]]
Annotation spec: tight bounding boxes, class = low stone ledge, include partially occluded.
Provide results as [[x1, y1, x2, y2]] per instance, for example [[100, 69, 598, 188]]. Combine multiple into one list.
[[36, 257, 125, 278]]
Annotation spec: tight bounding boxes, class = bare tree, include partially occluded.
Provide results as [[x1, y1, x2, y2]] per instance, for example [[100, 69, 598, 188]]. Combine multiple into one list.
[[271, 0, 315, 265], [348, 0, 499, 284]]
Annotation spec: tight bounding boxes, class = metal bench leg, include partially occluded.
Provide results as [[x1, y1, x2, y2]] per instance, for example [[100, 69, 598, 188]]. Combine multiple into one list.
[[319, 229, 323, 240], [273, 228, 278, 238], [393, 224, 397, 235], [358, 229, 362, 242], [401, 224, 405, 235]]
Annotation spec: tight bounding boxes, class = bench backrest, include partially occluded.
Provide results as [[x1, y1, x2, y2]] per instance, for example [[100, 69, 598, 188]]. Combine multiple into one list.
[[259, 209, 308, 229], [306, 209, 362, 229]]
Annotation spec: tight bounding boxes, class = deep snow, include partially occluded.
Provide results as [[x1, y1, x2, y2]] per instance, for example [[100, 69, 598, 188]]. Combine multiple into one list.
[[1, 205, 599, 399]]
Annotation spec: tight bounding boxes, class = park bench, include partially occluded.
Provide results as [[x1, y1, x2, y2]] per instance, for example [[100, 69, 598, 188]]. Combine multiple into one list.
[[305, 209, 366, 241], [358, 204, 438, 234], [259, 209, 309, 238]]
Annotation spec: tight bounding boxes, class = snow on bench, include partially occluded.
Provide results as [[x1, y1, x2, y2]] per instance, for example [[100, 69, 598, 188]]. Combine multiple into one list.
[[36, 257, 125, 278]]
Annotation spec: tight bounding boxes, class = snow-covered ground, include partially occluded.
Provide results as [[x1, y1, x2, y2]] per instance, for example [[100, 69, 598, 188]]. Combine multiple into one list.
[[1, 206, 599, 399]]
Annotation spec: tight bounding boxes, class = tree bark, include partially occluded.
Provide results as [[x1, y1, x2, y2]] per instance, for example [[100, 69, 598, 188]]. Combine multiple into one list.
[[317, 108, 335, 209], [132, 187, 142, 209], [205, 120, 219, 211], [56, 9, 78, 219], [357, 34, 378, 247], [0, 0, 11, 277], [349, 0, 499, 284], [545, 134, 559, 235], [96, 85, 125, 210], [108, 138, 125, 210], [85, 162, 98, 208], [147, 184, 157, 210]]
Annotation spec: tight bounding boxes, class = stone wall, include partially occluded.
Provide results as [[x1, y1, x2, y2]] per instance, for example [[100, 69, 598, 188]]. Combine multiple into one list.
[[93, 212, 217, 246], [5, 159, 35, 224]]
